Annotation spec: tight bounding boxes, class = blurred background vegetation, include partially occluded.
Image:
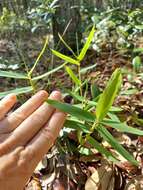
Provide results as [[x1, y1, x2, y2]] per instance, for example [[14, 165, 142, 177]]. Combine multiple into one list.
[[0, 0, 142, 94], [0, 0, 143, 69]]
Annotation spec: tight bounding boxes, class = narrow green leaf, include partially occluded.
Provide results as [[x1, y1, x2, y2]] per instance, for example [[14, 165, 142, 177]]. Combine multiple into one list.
[[65, 66, 81, 86], [51, 49, 80, 65], [107, 113, 120, 122], [135, 25, 143, 30], [98, 126, 138, 166], [132, 113, 143, 126], [88, 136, 118, 163], [47, 99, 95, 122], [68, 91, 122, 112], [133, 48, 143, 53], [64, 119, 90, 133], [102, 119, 143, 136], [96, 69, 122, 121], [29, 36, 48, 75], [132, 56, 141, 72], [91, 84, 101, 99], [0, 70, 28, 79], [121, 88, 139, 95], [58, 34, 77, 58], [78, 26, 95, 61], [32, 62, 66, 81], [0, 86, 33, 98], [80, 64, 97, 74]]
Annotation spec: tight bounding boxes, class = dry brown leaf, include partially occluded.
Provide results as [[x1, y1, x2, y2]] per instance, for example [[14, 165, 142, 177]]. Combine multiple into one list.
[[85, 164, 114, 190], [25, 177, 42, 190], [124, 175, 143, 190]]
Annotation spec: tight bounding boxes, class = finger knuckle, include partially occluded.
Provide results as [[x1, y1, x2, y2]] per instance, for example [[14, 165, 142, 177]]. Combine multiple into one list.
[[0, 147, 25, 178], [12, 111, 25, 123], [17, 147, 35, 175], [32, 113, 44, 125], [41, 127, 56, 144]]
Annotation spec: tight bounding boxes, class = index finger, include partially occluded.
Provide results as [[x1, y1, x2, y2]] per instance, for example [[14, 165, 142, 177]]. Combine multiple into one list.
[[0, 94, 17, 120], [0, 90, 48, 133]]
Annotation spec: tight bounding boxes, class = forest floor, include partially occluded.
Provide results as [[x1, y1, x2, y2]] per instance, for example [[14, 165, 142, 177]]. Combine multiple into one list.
[[0, 35, 143, 190]]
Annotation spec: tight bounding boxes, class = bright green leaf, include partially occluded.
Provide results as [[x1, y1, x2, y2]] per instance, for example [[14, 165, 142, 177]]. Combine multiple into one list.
[[91, 84, 101, 99], [68, 91, 122, 112], [78, 26, 95, 61], [79, 147, 93, 155], [29, 36, 48, 75], [64, 119, 90, 133], [88, 136, 118, 163], [102, 119, 143, 136], [132, 56, 142, 72], [32, 62, 66, 81], [80, 64, 97, 74], [47, 99, 95, 122], [0, 86, 33, 98], [133, 48, 143, 53], [0, 70, 28, 79], [58, 34, 77, 58], [96, 69, 122, 121], [65, 66, 81, 86], [98, 126, 138, 166], [51, 49, 80, 65]]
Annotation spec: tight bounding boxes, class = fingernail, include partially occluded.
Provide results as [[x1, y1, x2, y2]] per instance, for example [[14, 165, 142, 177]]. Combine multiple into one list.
[[51, 91, 62, 99], [37, 90, 48, 97]]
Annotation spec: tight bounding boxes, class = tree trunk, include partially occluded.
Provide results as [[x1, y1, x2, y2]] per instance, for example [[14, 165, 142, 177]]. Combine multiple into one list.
[[23, 0, 28, 10], [52, 0, 81, 54], [96, 0, 103, 9]]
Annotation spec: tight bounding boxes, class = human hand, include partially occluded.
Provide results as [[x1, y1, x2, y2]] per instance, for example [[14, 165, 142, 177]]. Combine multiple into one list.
[[0, 91, 66, 190]]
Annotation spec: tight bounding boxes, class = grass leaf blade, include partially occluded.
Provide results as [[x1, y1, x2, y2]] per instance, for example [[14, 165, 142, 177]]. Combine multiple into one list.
[[88, 136, 119, 163], [65, 66, 81, 86], [0, 86, 33, 98], [47, 99, 95, 122], [78, 26, 95, 61], [96, 68, 122, 121], [98, 126, 138, 166], [51, 49, 80, 65], [0, 71, 28, 79], [102, 119, 143, 136]]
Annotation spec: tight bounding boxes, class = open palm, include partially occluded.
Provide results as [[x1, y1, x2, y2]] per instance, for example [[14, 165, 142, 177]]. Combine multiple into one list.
[[0, 91, 66, 190]]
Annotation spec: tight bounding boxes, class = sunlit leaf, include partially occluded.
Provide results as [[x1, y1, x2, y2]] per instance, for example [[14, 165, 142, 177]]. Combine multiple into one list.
[[32, 62, 66, 81], [102, 119, 143, 136], [80, 64, 97, 74], [78, 26, 95, 61], [0, 86, 33, 98], [88, 136, 118, 163], [51, 49, 80, 65], [133, 48, 143, 53], [132, 56, 141, 72], [0, 70, 28, 79], [68, 91, 122, 112], [65, 66, 81, 86], [96, 69, 122, 121], [121, 88, 139, 95], [47, 99, 95, 122], [29, 36, 49, 75], [64, 119, 90, 133], [98, 126, 138, 166], [58, 33, 77, 58], [91, 84, 101, 99], [79, 147, 93, 155]]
